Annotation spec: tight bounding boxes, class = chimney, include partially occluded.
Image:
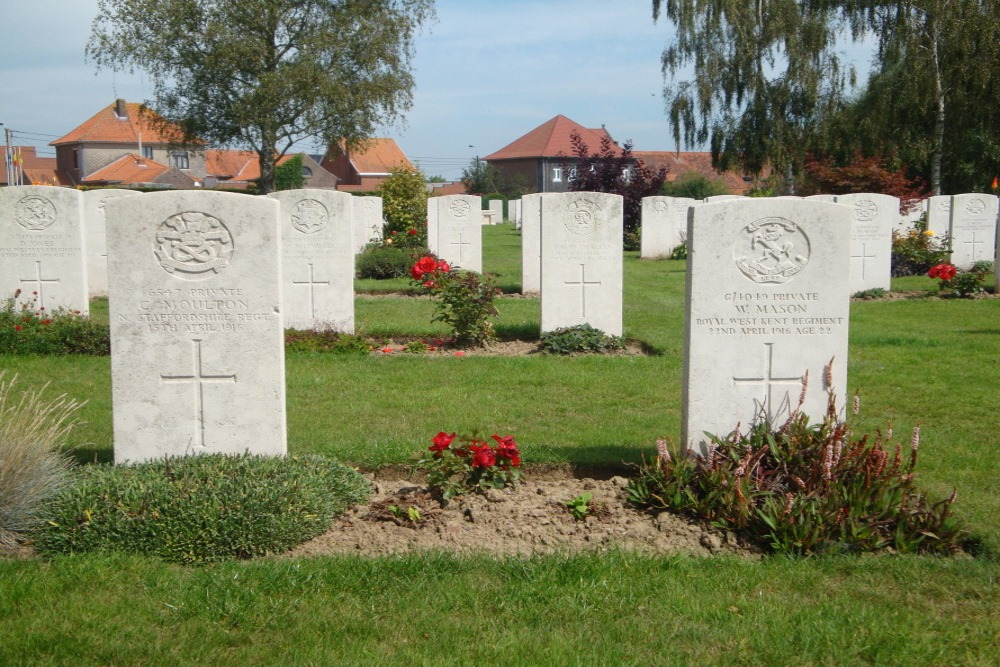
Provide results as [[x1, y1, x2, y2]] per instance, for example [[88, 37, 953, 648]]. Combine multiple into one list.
[[115, 98, 127, 119]]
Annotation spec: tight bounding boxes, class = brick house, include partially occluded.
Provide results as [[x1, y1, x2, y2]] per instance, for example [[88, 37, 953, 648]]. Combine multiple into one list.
[[1, 146, 60, 186], [482, 115, 632, 194], [50, 99, 206, 186], [321, 138, 414, 191]]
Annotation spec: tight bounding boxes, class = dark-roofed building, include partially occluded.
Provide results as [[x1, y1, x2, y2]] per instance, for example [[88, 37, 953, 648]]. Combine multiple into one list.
[[482, 115, 632, 193]]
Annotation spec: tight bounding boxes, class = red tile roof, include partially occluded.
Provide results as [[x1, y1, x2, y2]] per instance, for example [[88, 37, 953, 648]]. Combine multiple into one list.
[[83, 153, 177, 184], [326, 138, 413, 175], [0, 146, 61, 185], [50, 100, 191, 146], [633, 151, 759, 195], [205, 149, 258, 179], [483, 115, 623, 160]]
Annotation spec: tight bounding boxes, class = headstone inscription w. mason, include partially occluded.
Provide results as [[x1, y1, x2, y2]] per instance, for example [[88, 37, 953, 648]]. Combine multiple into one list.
[[269, 189, 354, 332], [106, 191, 286, 463], [683, 199, 851, 455], [0, 185, 89, 315], [540, 192, 623, 336]]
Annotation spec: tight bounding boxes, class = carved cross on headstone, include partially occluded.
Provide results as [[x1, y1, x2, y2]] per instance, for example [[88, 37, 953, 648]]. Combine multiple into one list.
[[18, 260, 60, 309], [963, 232, 985, 262], [160, 339, 237, 449], [449, 232, 471, 263], [563, 263, 602, 318], [732, 342, 803, 422], [851, 242, 877, 279], [291, 262, 330, 319]]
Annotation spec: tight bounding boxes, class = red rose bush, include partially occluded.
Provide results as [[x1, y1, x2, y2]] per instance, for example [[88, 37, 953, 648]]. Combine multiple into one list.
[[418, 431, 523, 499]]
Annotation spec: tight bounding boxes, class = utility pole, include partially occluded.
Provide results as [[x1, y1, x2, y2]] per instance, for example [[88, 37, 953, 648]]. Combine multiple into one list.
[[2, 124, 12, 186]]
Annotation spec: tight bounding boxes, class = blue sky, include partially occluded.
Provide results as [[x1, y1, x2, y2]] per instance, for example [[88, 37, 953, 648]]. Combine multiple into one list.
[[0, 1, 871, 180]]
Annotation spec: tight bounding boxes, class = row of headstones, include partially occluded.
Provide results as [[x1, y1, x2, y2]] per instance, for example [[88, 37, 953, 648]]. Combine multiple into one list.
[[431, 192, 625, 336], [0, 186, 386, 316], [637, 193, 1000, 277]]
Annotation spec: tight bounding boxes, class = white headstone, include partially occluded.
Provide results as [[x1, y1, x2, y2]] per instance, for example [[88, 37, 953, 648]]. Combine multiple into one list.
[[352, 196, 383, 253], [836, 193, 896, 292], [427, 197, 439, 251], [682, 199, 851, 455], [805, 195, 837, 202], [0, 185, 88, 316], [83, 189, 140, 297], [487, 199, 503, 225], [926, 195, 952, 236], [106, 191, 286, 463], [520, 193, 544, 294], [949, 194, 998, 270], [511, 199, 521, 226], [268, 189, 354, 332], [703, 195, 747, 203], [540, 192, 623, 336], [640, 196, 698, 259], [899, 199, 925, 232], [434, 194, 482, 272]]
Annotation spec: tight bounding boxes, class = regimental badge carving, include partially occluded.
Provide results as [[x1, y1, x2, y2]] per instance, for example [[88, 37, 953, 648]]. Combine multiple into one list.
[[362, 198, 376, 212], [734, 217, 810, 284], [290, 199, 328, 234], [939, 199, 952, 214], [965, 198, 986, 216], [97, 199, 109, 220], [674, 199, 690, 212], [651, 199, 669, 213], [562, 197, 601, 236], [449, 199, 471, 219], [14, 196, 57, 231], [154, 212, 234, 279], [854, 199, 878, 222]]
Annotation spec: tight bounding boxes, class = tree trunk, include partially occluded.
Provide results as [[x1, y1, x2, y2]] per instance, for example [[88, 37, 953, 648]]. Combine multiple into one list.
[[257, 126, 278, 194], [784, 162, 796, 196], [930, 16, 944, 196]]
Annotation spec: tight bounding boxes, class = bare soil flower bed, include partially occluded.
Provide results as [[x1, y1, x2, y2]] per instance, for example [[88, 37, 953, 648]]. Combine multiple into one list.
[[286, 472, 761, 559]]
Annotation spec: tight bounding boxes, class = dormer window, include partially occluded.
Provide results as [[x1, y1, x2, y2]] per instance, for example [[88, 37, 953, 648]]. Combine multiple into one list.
[[302, 165, 312, 178], [170, 151, 190, 170]]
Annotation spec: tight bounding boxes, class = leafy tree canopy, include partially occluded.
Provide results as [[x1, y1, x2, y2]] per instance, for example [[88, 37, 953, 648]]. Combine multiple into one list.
[[88, 0, 435, 193], [460, 159, 527, 198]]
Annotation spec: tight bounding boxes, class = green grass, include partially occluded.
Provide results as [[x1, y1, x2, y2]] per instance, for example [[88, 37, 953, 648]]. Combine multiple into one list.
[[1, 223, 998, 664]]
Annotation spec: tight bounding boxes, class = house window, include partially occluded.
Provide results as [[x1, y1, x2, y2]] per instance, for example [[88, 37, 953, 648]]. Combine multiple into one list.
[[552, 166, 562, 183], [569, 167, 577, 180], [170, 151, 190, 169], [73, 149, 80, 169], [622, 167, 631, 182], [142, 146, 153, 159], [301, 166, 312, 178]]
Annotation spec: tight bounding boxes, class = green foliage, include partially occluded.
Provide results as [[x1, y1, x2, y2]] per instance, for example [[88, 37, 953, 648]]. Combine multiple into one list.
[[273, 153, 304, 191], [0, 373, 79, 546], [460, 159, 526, 198], [539, 324, 624, 355], [33, 454, 370, 564], [0, 291, 110, 355], [668, 243, 688, 260], [931, 262, 993, 298], [356, 244, 427, 279], [627, 396, 967, 555], [852, 287, 888, 300], [411, 257, 499, 346], [284, 330, 372, 355], [88, 0, 435, 193], [417, 431, 522, 500], [800, 151, 927, 204], [660, 173, 730, 199], [377, 165, 430, 244], [892, 227, 950, 277], [563, 492, 593, 521]]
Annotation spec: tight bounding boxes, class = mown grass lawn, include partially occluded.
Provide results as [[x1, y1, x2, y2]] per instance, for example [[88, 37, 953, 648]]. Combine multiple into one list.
[[1, 224, 997, 664]]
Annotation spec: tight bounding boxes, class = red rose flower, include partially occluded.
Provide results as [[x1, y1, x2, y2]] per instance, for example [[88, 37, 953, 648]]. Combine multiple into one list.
[[928, 263, 957, 280], [417, 256, 438, 274], [431, 431, 456, 452], [408, 228, 417, 235], [469, 442, 496, 468], [437, 260, 451, 273], [423, 280, 435, 289], [14, 325, 22, 331]]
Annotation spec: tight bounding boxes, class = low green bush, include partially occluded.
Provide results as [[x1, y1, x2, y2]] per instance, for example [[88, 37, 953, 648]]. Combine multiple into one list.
[[356, 245, 416, 279], [892, 226, 949, 277], [0, 291, 110, 355], [33, 454, 371, 564], [627, 391, 967, 555], [539, 324, 625, 355], [285, 330, 373, 354], [852, 287, 888, 300], [0, 372, 79, 546]]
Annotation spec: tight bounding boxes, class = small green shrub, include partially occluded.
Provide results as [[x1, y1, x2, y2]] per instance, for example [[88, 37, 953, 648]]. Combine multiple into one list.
[[669, 243, 688, 260], [356, 245, 427, 279], [285, 330, 372, 354], [928, 262, 992, 298], [0, 291, 110, 355], [627, 392, 966, 555], [410, 257, 499, 346], [33, 454, 371, 564], [539, 324, 625, 355], [852, 287, 888, 300], [0, 372, 80, 546], [377, 165, 429, 244]]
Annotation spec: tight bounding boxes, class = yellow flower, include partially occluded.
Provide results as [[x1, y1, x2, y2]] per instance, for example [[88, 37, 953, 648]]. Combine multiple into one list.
[[923, 230, 934, 236]]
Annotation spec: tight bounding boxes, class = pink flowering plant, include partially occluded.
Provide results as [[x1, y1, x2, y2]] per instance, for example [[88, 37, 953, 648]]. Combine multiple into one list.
[[410, 256, 499, 346], [418, 431, 522, 499]]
